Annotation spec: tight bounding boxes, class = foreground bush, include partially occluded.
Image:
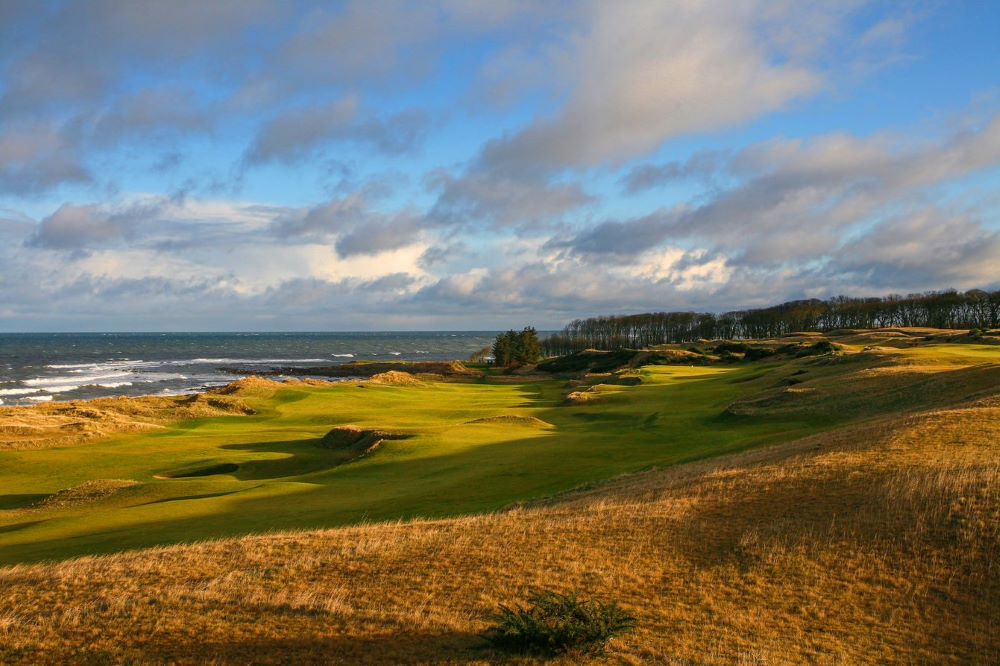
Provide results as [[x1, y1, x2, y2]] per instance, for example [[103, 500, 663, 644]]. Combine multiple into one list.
[[483, 590, 636, 655]]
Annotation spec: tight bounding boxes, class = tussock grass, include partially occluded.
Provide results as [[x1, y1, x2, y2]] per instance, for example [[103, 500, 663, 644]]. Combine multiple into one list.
[[483, 590, 636, 655], [367, 371, 424, 386]]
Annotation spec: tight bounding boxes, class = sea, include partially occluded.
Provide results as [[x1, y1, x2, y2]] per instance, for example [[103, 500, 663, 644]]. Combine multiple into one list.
[[0, 332, 498, 406]]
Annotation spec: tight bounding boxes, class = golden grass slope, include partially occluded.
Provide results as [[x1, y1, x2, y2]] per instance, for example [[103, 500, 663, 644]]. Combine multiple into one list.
[[0, 381, 996, 663], [0, 376, 313, 450]]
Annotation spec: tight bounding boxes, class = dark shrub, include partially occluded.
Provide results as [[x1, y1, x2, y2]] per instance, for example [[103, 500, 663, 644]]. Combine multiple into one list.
[[483, 590, 636, 656], [744, 347, 777, 361], [536, 350, 638, 374], [713, 342, 751, 354], [793, 339, 836, 357], [811, 340, 836, 354]]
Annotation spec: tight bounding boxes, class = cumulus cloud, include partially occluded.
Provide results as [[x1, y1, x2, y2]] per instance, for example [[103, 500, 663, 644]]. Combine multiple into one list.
[[620, 152, 727, 193], [27, 202, 153, 250], [830, 209, 1000, 289], [0, 1, 996, 331], [476, 1, 840, 172], [244, 98, 429, 166], [546, 208, 686, 260], [427, 170, 592, 229], [0, 121, 90, 195], [0, 0, 282, 118], [334, 214, 427, 257], [557, 113, 1000, 267], [90, 88, 211, 147], [273, 193, 432, 257]]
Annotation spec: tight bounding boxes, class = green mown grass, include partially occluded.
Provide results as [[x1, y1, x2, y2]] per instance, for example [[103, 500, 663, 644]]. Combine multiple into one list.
[[0, 354, 945, 564]]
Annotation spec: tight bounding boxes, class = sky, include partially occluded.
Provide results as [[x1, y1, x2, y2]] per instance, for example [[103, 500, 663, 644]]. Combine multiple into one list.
[[0, 0, 998, 332]]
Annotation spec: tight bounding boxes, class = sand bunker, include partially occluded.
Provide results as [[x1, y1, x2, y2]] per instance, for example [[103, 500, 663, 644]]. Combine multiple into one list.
[[465, 415, 553, 427], [318, 425, 412, 460], [565, 389, 602, 405]]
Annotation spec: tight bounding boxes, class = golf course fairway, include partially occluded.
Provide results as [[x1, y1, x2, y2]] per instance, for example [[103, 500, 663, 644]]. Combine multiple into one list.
[[0, 363, 829, 563]]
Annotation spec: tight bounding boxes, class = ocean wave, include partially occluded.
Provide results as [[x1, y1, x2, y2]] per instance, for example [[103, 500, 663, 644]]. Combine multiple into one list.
[[25, 371, 134, 389], [187, 358, 328, 364], [26, 395, 53, 402], [0, 388, 41, 396], [127, 372, 189, 383], [45, 358, 327, 373], [331, 353, 355, 358], [47, 360, 155, 370]]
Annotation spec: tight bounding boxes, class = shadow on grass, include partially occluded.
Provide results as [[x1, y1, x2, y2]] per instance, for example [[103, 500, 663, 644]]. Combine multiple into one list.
[[94, 630, 487, 665], [142, 490, 242, 506], [0, 493, 48, 510], [0, 519, 45, 535], [220, 437, 366, 481]]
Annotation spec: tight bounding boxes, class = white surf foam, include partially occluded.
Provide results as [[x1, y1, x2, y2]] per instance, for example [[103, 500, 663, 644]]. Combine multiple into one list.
[[188, 358, 328, 364], [24, 370, 134, 389], [0, 388, 41, 396]]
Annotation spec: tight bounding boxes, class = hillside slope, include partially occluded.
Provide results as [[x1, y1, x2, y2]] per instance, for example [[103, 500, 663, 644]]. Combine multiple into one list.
[[0, 371, 997, 663]]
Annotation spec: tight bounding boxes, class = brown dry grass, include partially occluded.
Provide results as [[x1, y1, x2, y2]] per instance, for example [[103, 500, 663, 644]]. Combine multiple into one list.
[[0, 376, 350, 451], [0, 392, 996, 663], [367, 371, 425, 386], [0, 390, 256, 451]]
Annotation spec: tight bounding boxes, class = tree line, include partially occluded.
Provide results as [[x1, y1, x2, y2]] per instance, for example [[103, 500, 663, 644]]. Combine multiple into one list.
[[492, 327, 543, 367], [541, 289, 1000, 355]]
